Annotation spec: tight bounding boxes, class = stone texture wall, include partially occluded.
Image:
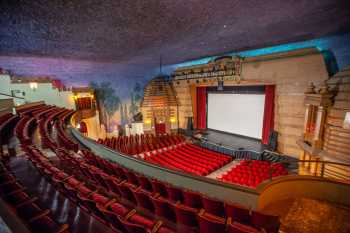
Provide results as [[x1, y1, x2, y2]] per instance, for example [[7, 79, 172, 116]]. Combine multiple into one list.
[[172, 48, 329, 157]]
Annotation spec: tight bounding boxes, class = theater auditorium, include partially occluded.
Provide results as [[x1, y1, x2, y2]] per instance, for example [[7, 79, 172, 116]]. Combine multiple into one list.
[[0, 1, 350, 233]]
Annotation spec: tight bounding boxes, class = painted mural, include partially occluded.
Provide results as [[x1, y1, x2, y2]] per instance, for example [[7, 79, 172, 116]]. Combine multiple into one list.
[[89, 80, 144, 133]]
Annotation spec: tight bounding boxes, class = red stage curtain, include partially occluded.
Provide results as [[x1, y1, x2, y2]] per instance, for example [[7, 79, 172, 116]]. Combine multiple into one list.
[[262, 85, 275, 144], [197, 86, 207, 129]]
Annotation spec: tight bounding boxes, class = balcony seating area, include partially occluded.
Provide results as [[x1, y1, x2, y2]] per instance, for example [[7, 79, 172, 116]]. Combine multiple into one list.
[[97, 133, 185, 155], [76, 97, 93, 110], [144, 143, 232, 176], [0, 161, 70, 233], [218, 160, 288, 188], [1, 103, 282, 233]]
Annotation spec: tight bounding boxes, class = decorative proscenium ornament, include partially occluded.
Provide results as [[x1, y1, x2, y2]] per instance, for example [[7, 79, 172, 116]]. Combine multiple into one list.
[[305, 82, 316, 94]]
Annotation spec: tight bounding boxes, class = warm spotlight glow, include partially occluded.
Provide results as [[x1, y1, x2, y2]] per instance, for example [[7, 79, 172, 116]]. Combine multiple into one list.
[[29, 82, 38, 90], [145, 119, 151, 124], [344, 112, 350, 129], [170, 117, 176, 123]]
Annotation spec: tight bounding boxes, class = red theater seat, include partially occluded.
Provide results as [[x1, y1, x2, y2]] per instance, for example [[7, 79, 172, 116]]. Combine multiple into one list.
[[201, 196, 225, 217], [166, 185, 183, 203], [133, 188, 155, 213], [251, 210, 280, 233], [197, 210, 226, 233], [183, 190, 203, 209], [151, 196, 176, 222], [173, 203, 198, 228], [228, 221, 259, 233], [225, 202, 251, 225]]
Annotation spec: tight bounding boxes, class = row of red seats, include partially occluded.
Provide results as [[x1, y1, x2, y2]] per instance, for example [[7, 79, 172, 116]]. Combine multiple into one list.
[[0, 158, 69, 233], [55, 110, 78, 152], [79, 150, 280, 233], [14, 116, 36, 146], [98, 133, 185, 155], [76, 97, 92, 110], [144, 143, 232, 176], [32, 104, 280, 233], [25, 145, 174, 233], [16, 104, 46, 115], [39, 108, 68, 150], [219, 160, 288, 188]]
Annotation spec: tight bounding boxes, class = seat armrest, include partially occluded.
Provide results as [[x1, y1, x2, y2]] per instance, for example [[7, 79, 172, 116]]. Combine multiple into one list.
[[151, 220, 163, 233], [125, 209, 137, 220], [28, 209, 51, 223]]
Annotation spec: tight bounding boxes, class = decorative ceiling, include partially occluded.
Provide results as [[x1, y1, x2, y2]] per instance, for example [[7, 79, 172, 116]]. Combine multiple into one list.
[[0, 0, 350, 89]]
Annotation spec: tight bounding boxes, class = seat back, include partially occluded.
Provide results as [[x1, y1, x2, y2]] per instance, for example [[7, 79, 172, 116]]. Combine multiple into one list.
[[151, 180, 168, 197], [119, 217, 148, 233], [166, 185, 183, 203], [137, 175, 153, 192], [174, 203, 198, 227], [183, 190, 202, 208], [197, 211, 226, 233], [134, 190, 155, 212], [202, 196, 225, 217], [228, 222, 259, 233], [151, 196, 176, 221], [251, 210, 280, 233], [118, 183, 137, 205], [225, 202, 251, 225]]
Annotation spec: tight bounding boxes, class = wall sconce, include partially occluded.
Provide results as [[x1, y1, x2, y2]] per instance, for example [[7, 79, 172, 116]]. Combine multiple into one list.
[[29, 82, 38, 91]]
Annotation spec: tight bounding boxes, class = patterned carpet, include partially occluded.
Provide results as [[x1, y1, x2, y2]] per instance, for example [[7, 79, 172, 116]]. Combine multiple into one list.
[[263, 198, 350, 233]]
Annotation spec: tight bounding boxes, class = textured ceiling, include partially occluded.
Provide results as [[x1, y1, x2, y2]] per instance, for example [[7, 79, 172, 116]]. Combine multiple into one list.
[[1, 0, 350, 65]]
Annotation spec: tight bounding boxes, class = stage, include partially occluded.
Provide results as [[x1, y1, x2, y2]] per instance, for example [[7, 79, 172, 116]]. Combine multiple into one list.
[[197, 129, 267, 153]]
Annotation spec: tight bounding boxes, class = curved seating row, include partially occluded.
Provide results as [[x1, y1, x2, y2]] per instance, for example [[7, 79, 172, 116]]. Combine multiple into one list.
[[16, 104, 46, 116], [144, 143, 232, 176], [0, 113, 19, 148], [55, 110, 78, 152], [15, 115, 36, 147], [219, 160, 288, 188], [26, 145, 175, 233], [98, 133, 185, 155]]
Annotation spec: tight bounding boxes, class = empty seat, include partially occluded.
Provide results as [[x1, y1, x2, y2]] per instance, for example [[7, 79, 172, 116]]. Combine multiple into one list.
[[183, 190, 202, 208], [136, 174, 153, 192], [197, 210, 226, 233], [202, 196, 225, 217], [151, 180, 168, 197], [151, 196, 176, 222], [133, 188, 155, 213], [225, 202, 251, 225], [228, 221, 259, 233], [166, 185, 183, 203], [173, 203, 198, 228], [251, 210, 280, 233]]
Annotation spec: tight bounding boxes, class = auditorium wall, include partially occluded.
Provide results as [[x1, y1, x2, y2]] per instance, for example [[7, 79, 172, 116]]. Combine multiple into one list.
[[172, 48, 329, 157]]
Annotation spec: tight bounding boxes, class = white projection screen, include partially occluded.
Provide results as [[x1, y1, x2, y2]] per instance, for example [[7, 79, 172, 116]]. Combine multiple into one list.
[[207, 93, 265, 139]]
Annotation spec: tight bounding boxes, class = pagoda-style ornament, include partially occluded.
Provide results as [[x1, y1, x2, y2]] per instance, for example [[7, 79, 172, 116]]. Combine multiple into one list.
[[303, 81, 332, 149], [298, 80, 333, 175]]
